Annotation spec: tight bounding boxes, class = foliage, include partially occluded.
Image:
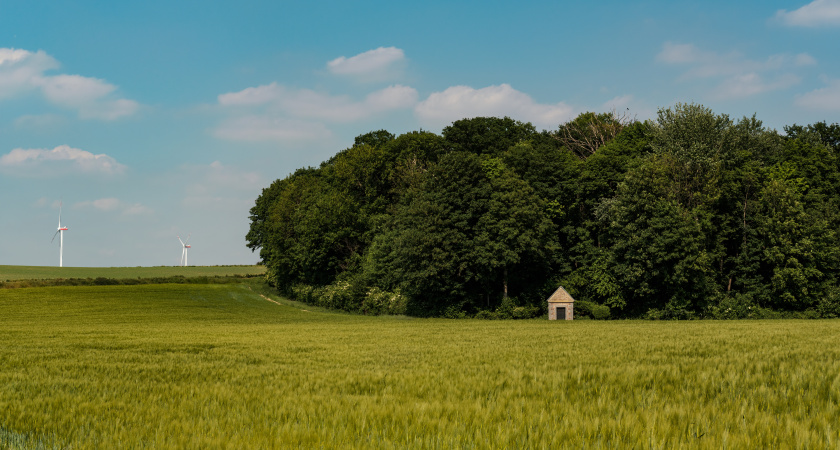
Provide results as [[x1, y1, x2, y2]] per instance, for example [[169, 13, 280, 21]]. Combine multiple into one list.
[[289, 281, 407, 315], [248, 104, 840, 319], [574, 300, 611, 320], [364, 151, 557, 316], [554, 109, 636, 159], [442, 116, 536, 156]]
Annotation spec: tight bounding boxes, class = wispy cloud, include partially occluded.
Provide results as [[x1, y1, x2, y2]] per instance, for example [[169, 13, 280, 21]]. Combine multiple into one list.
[[0, 47, 138, 120], [776, 0, 840, 27], [415, 84, 574, 130], [0, 145, 126, 176], [795, 78, 840, 110], [219, 83, 417, 122], [657, 42, 814, 99], [327, 47, 406, 81], [215, 82, 417, 142]]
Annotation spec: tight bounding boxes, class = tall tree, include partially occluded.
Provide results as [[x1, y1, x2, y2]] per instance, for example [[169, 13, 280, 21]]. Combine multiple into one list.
[[364, 152, 556, 315], [554, 109, 636, 160], [442, 117, 536, 156]]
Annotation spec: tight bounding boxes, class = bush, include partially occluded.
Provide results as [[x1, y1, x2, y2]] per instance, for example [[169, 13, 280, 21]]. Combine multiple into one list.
[[512, 305, 541, 319], [491, 297, 542, 319], [290, 282, 406, 315], [361, 287, 408, 315], [474, 310, 498, 320], [817, 289, 840, 318], [575, 300, 611, 320], [495, 297, 517, 319], [442, 305, 468, 319]]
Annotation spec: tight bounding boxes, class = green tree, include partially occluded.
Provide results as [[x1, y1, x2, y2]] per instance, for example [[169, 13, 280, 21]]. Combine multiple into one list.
[[365, 152, 556, 315], [442, 117, 536, 156], [554, 109, 635, 159]]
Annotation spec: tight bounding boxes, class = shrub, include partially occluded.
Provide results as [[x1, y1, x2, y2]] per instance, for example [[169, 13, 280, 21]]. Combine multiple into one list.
[[474, 310, 498, 320], [575, 300, 611, 320], [591, 304, 611, 320], [512, 305, 541, 319], [495, 297, 517, 319], [442, 305, 468, 319], [361, 287, 408, 315]]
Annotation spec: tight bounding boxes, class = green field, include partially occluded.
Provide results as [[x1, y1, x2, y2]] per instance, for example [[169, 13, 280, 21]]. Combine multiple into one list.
[[0, 265, 265, 281], [1, 281, 838, 448]]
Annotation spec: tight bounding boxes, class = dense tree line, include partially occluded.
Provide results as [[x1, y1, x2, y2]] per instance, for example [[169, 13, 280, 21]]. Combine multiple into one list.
[[247, 103, 840, 319]]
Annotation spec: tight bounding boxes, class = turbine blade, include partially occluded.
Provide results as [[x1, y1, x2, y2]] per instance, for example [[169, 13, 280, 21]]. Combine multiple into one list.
[[51, 230, 60, 243]]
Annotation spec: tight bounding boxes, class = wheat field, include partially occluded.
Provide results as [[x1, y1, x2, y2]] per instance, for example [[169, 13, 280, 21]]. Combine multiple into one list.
[[0, 265, 265, 282], [1, 281, 838, 448]]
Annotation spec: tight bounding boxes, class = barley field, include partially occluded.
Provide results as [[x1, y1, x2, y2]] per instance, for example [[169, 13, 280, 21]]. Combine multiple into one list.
[[0, 265, 265, 282], [1, 281, 838, 448]]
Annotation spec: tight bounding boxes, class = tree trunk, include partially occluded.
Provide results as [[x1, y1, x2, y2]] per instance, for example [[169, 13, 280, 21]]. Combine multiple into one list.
[[503, 267, 508, 299]]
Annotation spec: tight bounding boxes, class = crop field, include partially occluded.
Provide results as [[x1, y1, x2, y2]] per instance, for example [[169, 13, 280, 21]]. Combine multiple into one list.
[[1, 282, 839, 449], [0, 265, 265, 282]]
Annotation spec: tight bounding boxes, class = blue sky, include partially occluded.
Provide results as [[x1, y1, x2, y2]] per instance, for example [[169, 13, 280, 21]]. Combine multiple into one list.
[[1, 0, 839, 267]]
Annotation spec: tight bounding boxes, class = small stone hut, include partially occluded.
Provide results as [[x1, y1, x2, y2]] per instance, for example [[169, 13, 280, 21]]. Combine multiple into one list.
[[547, 286, 575, 320]]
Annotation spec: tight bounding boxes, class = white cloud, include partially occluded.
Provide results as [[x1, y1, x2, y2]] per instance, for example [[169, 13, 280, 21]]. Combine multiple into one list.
[[795, 78, 840, 110], [0, 48, 58, 99], [215, 83, 417, 142], [0, 145, 126, 175], [657, 42, 813, 99], [415, 84, 575, 130], [40, 74, 115, 105], [0, 47, 138, 120], [776, 0, 840, 27], [327, 47, 405, 80], [795, 53, 818, 66], [366, 84, 418, 110], [218, 83, 417, 122], [218, 82, 283, 106]]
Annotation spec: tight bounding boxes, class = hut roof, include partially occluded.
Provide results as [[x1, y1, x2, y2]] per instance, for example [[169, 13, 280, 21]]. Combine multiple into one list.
[[547, 286, 575, 303]]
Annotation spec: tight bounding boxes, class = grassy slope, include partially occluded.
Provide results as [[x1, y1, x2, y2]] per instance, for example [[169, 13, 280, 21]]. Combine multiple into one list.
[[0, 265, 265, 281], [1, 282, 839, 448]]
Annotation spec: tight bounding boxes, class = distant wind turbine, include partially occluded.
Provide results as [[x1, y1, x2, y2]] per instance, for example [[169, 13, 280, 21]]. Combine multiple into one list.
[[51, 201, 69, 267], [178, 234, 191, 266]]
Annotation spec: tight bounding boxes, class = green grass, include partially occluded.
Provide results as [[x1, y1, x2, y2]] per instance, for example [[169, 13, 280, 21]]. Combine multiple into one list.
[[0, 265, 265, 281], [1, 282, 838, 448]]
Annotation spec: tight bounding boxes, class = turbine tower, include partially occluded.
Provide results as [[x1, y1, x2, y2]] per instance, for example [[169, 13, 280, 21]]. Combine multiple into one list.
[[51, 202, 69, 267], [178, 234, 191, 266]]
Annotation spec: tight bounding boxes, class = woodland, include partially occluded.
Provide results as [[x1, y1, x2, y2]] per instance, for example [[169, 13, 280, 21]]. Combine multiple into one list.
[[246, 103, 840, 319]]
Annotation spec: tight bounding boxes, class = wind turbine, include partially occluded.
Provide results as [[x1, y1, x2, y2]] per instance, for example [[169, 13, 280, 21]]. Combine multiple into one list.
[[51, 201, 69, 267], [178, 234, 191, 266]]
